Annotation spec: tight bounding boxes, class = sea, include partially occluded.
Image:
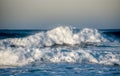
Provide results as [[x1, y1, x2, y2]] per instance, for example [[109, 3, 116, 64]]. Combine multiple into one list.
[[0, 26, 120, 76]]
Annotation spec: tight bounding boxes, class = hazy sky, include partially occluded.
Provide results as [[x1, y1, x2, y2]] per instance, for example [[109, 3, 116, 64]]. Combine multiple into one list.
[[0, 0, 120, 29]]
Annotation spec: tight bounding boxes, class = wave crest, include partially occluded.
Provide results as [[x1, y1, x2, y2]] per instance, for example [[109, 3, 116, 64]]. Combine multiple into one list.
[[1, 26, 118, 66]]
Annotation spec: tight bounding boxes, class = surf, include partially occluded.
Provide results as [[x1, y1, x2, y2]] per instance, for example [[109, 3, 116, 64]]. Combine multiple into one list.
[[0, 26, 120, 66]]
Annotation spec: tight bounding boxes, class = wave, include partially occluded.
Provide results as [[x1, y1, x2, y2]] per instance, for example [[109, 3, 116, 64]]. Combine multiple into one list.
[[0, 26, 119, 66], [0, 26, 107, 48], [0, 47, 119, 66]]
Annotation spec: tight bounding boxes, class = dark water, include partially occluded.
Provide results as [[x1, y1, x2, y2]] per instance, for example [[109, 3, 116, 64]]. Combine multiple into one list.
[[0, 29, 120, 40], [0, 30, 42, 39], [0, 63, 120, 76]]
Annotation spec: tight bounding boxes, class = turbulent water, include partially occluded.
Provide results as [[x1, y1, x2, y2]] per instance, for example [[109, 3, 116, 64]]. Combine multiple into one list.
[[0, 26, 120, 76]]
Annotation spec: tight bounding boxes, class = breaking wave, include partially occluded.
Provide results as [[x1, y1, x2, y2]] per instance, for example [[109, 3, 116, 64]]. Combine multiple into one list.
[[0, 26, 120, 66], [0, 26, 107, 47]]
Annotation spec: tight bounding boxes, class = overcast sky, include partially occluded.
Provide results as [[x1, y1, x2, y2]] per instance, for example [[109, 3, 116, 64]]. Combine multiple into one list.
[[0, 0, 120, 29]]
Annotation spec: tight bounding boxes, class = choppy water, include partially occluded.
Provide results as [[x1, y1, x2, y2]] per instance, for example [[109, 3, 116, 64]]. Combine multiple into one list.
[[0, 26, 120, 76]]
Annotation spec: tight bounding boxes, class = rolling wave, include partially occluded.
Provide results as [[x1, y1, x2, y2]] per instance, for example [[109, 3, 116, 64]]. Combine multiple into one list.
[[0, 26, 107, 47], [0, 26, 120, 66]]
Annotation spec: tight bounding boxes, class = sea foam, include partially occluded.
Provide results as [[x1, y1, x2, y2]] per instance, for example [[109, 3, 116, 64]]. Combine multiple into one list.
[[0, 26, 107, 48], [0, 26, 119, 66]]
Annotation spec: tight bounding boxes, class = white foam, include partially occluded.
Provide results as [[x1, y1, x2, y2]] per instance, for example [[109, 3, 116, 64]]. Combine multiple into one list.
[[46, 26, 75, 46], [0, 26, 107, 48], [99, 52, 120, 65], [74, 28, 107, 43], [0, 47, 97, 66], [0, 26, 119, 66], [0, 46, 119, 66]]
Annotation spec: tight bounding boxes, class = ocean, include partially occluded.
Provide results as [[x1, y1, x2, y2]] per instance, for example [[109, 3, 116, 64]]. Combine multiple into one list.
[[0, 26, 120, 76]]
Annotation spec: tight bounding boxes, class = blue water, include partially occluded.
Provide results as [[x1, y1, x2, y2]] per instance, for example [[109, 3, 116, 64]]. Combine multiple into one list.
[[0, 26, 120, 76], [0, 63, 120, 76]]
